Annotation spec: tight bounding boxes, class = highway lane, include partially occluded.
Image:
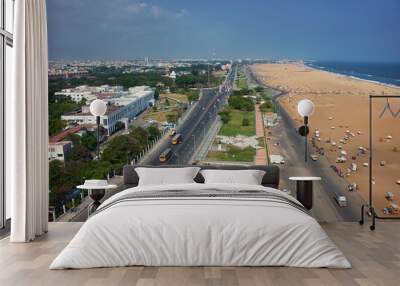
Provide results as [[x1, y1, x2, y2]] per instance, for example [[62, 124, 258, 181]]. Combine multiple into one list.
[[143, 68, 236, 165]]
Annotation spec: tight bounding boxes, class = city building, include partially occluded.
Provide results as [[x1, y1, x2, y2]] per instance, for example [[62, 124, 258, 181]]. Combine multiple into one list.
[[48, 141, 72, 161], [168, 71, 176, 79], [61, 86, 155, 135], [54, 87, 96, 103], [54, 85, 124, 103]]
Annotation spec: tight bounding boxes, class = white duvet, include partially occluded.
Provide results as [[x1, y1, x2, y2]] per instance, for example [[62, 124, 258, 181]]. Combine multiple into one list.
[[50, 183, 351, 269]]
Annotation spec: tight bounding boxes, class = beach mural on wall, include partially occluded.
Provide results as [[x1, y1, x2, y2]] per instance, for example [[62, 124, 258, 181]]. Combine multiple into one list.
[[253, 63, 400, 216]]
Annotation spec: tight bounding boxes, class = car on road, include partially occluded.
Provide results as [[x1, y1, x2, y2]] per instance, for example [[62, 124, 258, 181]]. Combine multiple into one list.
[[159, 148, 172, 163], [335, 195, 348, 207]]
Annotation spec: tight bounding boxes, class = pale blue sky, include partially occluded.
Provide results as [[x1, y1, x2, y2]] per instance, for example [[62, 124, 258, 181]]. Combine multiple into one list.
[[47, 0, 400, 61]]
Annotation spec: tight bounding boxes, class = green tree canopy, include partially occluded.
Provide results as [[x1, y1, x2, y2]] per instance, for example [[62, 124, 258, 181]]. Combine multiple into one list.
[[68, 144, 92, 161], [147, 124, 161, 141], [81, 133, 97, 151], [228, 96, 254, 111]]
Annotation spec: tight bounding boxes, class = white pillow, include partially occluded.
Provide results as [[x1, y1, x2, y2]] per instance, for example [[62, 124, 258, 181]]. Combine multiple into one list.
[[135, 167, 201, 186], [200, 169, 266, 185]]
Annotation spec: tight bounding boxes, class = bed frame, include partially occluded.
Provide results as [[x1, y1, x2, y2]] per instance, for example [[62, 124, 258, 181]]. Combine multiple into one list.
[[122, 164, 280, 189]]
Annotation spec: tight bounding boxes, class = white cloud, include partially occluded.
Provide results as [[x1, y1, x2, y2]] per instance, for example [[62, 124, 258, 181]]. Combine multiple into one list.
[[127, 2, 147, 14]]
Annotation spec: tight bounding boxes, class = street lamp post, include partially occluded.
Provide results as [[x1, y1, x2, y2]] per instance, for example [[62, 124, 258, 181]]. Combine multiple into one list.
[[90, 99, 107, 160], [297, 99, 315, 162]]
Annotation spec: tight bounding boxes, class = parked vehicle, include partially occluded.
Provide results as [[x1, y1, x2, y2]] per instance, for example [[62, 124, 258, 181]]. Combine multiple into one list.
[[171, 133, 182, 145], [335, 195, 348, 207], [336, 156, 347, 163], [347, 183, 357, 192], [385, 192, 394, 200], [269, 155, 285, 164], [159, 148, 172, 163]]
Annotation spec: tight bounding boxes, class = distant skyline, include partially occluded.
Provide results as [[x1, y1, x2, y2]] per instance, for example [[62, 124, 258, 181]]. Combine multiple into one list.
[[47, 0, 400, 62]]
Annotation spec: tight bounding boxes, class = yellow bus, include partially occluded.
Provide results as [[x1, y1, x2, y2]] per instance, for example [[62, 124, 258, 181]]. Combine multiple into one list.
[[171, 134, 182, 145], [159, 148, 172, 163]]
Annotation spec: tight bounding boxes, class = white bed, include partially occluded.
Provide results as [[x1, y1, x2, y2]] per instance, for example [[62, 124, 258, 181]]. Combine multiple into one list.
[[50, 183, 351, 269]]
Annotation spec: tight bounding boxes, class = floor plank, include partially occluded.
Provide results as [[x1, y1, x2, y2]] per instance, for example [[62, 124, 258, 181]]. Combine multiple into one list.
[[0, 222, 399, 286]]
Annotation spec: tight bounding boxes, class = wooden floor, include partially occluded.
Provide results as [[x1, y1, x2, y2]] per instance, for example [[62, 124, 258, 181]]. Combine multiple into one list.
[[0, 222, 399, 286]]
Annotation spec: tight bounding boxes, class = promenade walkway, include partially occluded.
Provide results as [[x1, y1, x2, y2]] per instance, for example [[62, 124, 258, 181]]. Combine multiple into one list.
[[255, 104, 268, 165]]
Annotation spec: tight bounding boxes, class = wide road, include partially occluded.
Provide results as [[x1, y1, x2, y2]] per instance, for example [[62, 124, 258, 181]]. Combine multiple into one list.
[[143, 68, 236, 165], [247, 66, 365, 221], [71, 68, 235, 222]]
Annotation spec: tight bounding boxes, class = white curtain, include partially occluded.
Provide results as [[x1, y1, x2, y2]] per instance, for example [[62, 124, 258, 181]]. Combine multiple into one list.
[[7, 0, 49, 242]]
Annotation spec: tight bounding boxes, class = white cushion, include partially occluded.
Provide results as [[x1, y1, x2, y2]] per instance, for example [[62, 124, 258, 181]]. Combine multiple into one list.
[[136, 167, 201, 186], [200, 169, 266, 185]]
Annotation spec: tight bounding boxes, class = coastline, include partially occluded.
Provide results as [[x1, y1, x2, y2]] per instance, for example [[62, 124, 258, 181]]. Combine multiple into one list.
[[252, 63, 400, 216], [304, 62, 400, 90]]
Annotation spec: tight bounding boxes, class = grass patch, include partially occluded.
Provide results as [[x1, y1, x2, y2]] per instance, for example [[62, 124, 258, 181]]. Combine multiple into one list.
[[207, 145, 255, 162], [160, 93, 189, 104], [219, 110, 255, 136], [144, 110, 180, 123], [144, 93, 187, 123], [237, 77, 248, 89]]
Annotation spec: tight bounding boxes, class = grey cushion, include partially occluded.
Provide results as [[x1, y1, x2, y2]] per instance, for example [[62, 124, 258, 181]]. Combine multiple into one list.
[[123, 164, 280, 189]]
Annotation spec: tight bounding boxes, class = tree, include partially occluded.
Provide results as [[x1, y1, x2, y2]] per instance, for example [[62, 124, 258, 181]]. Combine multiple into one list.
[[65, 134, 81, 147], [154, 88, 160, 100], [80, 97, 87, 105], [102, 135, 142, 168], [68, 144, 92, 161], [228, 96, 254, 111], [181, 88, 199, 103], [147, 124, 161, 141], [255, 86, 264, 93], [81, 133, 97, 151], [260, 100, 273, 113], [48, 96, 81, 135], [49, 119, 67, 136], [49, 160, 75, 207], [219, 108, 231, 124], [85, 160, 112, 180], [130, 126, 149, 146], [242, 118, 250, 126]]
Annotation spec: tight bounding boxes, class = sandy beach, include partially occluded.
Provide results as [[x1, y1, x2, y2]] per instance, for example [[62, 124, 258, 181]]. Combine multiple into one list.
[[252, 63, 400, 216]]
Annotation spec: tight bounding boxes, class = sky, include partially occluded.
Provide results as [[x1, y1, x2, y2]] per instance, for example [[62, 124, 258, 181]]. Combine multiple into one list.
[[47, 0, 400, 62]]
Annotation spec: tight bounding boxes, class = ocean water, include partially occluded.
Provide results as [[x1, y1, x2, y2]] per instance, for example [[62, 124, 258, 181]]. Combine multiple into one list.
[[305, 61, 400, 87]]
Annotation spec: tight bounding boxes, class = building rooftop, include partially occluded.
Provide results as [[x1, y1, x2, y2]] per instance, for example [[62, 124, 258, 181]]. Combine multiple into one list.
[[64, 105, 121, 117], [49, 126, 82, 143], [49, 141, 72, 146]]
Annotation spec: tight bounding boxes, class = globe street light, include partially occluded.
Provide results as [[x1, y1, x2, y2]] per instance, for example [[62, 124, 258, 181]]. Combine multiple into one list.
[[297, 99, 315, 162], [90, 99, 107, 160]]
